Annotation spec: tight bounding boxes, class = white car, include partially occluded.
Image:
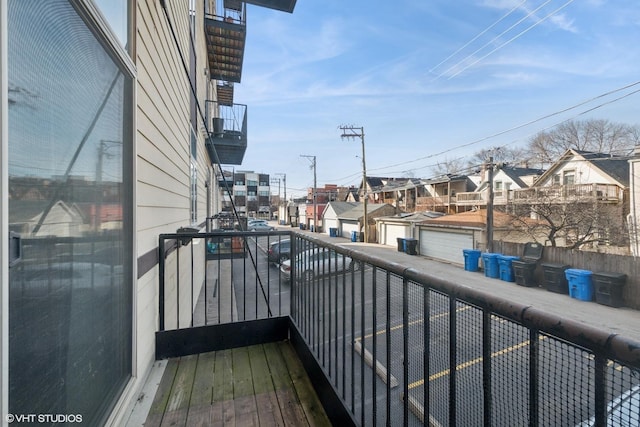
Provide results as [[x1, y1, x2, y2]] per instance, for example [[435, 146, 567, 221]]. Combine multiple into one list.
[[280, 247, 359, 282], [247, 220, 275, 231]]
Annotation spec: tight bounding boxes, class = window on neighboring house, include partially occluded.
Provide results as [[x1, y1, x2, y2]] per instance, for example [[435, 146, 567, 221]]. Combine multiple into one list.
[[494, 181, 503, 190], [235, 190, 246, 196], [259, 191, 269, 197], [552, 174, 561, 185], [248, 191, 256, 196], [563, 170, 575, 185], [235, 180, 245, 186], [259, 180, 269, 186], [247, 179, 258, 186]]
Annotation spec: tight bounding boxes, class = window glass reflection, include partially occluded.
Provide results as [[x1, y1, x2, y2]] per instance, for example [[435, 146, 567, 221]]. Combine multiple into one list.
[[8, 0, 132, 424]]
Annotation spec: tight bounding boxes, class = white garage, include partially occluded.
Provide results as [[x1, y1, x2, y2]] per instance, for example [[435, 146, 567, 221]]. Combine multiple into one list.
[[418, 227, 474, 265], [340, 221, 360, 239], [379, 223, 410, 247]]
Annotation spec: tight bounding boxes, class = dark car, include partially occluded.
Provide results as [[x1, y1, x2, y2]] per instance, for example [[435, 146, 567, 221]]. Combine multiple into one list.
[[267, 239, 290, 265]]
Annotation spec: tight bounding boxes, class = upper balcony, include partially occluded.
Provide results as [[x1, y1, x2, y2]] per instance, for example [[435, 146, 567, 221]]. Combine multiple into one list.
[[204, 0, 247, 84], [243, 0, 298, 13], [205, 100, 247, 165], [512, 183, 623, 204]]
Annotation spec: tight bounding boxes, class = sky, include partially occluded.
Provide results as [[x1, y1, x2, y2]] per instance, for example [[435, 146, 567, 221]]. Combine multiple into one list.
[[235, 0, 640, 199]]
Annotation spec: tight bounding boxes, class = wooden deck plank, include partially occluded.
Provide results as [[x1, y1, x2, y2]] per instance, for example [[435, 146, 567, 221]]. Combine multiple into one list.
[[186, 351, 216, 426], [263, 342, 311, 426], [279, 341, 333, 427], [145, 358, 179, 427], [211, 349, 234, 427], [248, 344, 286, 426], [160, 354, 198, 427], [146, 341, 332, 427], [232, 347, 259, 427]]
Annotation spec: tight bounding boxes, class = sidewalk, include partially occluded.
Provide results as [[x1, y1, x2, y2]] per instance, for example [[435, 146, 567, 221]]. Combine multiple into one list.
[[293, 227, 640, 344]]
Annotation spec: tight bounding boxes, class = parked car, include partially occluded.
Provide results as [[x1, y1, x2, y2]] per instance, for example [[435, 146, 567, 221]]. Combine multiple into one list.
[[280, 247, 359, 282], [577, 384, 640, 426], [267, 239, 290, 265], [247, 221, 275, 232]]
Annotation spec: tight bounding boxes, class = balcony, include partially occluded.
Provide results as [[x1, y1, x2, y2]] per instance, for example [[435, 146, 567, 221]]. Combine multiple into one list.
[[242, 0, 298, 13], [456, 189, 510, 207], [146, 229, 640, 426], [416, 195, 455, 212], [204, 1, 246, 83], [512, 183, 623, 204], [205, 101, 247, 165]]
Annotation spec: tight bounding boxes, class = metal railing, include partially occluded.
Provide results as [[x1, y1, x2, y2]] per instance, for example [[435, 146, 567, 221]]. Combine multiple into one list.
[[158, 230, 640, 426]]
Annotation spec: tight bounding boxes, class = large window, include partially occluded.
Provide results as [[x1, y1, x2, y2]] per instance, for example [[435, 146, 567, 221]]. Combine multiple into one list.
[[8, 1, 132, 424]]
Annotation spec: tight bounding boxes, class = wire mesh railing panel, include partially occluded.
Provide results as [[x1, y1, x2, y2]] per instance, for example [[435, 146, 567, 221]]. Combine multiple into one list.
[[537, 337, 594, 426], [454, 304, 485, 426], [490, 316, 530, 426]]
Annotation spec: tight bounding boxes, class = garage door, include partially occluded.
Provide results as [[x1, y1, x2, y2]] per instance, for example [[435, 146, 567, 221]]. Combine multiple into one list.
[[324, 218, 339, 235], [381, 223, 409, 247], [340, 221, 359, 238], [419, 228, 473, 264]]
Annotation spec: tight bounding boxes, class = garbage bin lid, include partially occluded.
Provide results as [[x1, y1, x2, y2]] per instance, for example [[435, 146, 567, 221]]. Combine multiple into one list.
[[593, 272, 628, 280], [522, 242, 543, 261]]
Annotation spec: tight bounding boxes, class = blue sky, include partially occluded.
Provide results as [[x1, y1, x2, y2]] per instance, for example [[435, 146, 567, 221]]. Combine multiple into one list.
[[236, 0, 640, 199]]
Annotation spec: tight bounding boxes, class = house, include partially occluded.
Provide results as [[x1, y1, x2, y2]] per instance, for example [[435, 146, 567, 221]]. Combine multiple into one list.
[[418, 174, 477, 214], [375, 178, 428, 212], [511, 149, 629, 250], [457, 165, 544, 209]]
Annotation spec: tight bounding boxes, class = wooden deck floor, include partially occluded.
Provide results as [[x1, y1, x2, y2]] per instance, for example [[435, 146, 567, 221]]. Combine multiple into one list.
[[145, 340, 332, 426]]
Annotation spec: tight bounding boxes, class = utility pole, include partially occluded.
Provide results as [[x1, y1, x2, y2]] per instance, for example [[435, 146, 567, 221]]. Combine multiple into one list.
[[270, 176, 281, 221], [486, 157, 494, 253], [340, 126, 368, 243], [275, 173, 287, 224], [301, 155, 317, 232]]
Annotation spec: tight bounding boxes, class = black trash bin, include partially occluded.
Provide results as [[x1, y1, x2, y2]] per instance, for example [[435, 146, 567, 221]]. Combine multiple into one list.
[[593, 272, 627, 308], [405, 238, 418, 255], [540, 263, 569, 294], [397, 237, 405, 252], [512, 242, 543, 287]]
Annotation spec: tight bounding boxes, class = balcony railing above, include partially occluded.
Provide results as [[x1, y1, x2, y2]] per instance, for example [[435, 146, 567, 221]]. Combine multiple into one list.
[[512, 183, 623, 204], [242, 0, 297, 13], [205, 101, 247, 165], [204, 1, 246, 83], [456, 189, 510, 206]]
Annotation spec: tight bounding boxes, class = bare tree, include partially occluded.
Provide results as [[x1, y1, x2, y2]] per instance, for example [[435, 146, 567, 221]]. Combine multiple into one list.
[[509, 198, 628, 249], [467, 146, 530, 168], [526, 119, 639, 168], [430, 157, 467, 176]]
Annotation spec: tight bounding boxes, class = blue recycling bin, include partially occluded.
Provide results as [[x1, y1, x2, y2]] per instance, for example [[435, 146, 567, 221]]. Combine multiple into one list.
[[463, 249, 482, 272], [329, 227, 337, 237], [498, 255, 520, 282], [481, 253, 500, 278], [351, 231, 359, 242], [565, 269, 594, 301]]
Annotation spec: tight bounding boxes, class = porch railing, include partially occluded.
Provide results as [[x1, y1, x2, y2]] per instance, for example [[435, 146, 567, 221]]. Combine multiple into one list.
[[158, 230, 640, 426]]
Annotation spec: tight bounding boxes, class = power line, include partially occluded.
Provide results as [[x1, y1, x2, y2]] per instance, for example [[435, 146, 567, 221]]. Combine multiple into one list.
[[429, 0, 527, 76], [448, 0, 578, 80]]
